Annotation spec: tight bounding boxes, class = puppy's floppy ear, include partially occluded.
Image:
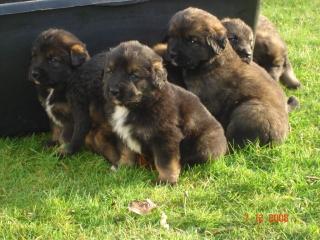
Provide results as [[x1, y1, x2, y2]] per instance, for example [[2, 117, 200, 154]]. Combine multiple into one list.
[[206, 33, 227, 55], [151, 60, 167, 89], [153, 43, 170, 61], [70, 44, 90, 67]]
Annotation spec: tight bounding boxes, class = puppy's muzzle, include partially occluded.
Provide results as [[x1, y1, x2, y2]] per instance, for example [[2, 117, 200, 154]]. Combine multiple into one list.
[[109, 87, 120, 98], [238, 48, 252, 63], [29, 69, 41, 85], [31, 70, 40, 80], [168, 50, 179, 66]]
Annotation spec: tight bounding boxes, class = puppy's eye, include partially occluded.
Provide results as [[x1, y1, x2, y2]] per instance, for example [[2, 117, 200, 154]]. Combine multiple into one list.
[[129, 73, 140, 82], [187, 37, 199, 45], [48, 56, 60, 64], [229, 35, 238, 42]]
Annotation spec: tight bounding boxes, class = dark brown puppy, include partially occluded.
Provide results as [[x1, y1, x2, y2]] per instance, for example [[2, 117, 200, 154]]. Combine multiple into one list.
[[167, 8, 290, 146], [29, 29, 89, 149], [102, 41, 227, 184], [65, 52, 132, 165], [221, 18, 300, 112], [254, 15, 301, 89], [28, 29, 127, 165], [221, 18, 254, 63]]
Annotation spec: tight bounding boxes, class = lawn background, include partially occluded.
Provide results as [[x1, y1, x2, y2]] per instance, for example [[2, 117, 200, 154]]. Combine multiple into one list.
[[0, 0, 319, 239]]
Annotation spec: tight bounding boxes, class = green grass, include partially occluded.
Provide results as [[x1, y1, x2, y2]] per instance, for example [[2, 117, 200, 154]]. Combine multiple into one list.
[[1, 0, 320, 239]]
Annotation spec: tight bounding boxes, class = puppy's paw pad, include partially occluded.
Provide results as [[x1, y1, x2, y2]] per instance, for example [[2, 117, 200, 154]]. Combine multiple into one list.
[[55, 144, 74, 158]]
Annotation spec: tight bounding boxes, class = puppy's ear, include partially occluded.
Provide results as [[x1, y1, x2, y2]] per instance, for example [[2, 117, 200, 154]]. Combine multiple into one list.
[[153, 43, 172, 62], [70, 44, 90, 67], [206, 33, 227, 55], [151, 61, 167, 89]]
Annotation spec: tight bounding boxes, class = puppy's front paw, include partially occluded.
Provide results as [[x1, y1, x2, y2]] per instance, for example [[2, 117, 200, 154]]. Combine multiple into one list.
[[153, 178, 177, 186], [56, 144, 74, 157]]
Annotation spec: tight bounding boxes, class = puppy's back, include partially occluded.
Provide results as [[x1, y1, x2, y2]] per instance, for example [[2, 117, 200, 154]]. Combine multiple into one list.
[[254, 15, 287, 63], [68, 52, 107, 100]]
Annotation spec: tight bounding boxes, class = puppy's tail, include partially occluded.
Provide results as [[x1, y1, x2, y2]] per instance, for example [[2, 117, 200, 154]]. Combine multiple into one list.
[[287, 96, 300, 113]]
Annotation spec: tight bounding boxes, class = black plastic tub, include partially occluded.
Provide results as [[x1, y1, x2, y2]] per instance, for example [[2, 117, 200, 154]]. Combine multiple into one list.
[[0, 0, 260, 136]]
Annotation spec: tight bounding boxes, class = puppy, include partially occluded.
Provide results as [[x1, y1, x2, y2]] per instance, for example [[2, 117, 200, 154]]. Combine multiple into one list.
[[254, 15, 301, 89], [69, 52, 139, 167], [29, 29, 128, 165], [221, 18, 254, 63], [167, 8, 290, 146], [222, 17, 301, 89], [102, 41, 227, 184], [29, 29, 90, 149], [221, 18, 300, 112]]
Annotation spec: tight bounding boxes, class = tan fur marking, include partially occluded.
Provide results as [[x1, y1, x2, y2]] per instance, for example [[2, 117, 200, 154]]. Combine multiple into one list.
[[153, 43, 168, 58], [51, 125, 62, 143], [71, 44, 85, 54]]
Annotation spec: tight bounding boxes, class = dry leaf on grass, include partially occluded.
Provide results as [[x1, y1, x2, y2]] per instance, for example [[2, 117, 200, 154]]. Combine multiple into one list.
[[128, 199, 157, 215], [306, 175, 320, 182]]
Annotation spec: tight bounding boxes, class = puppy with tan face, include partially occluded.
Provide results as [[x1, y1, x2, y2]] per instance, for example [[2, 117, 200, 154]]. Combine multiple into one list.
[[102, 41, 227, 184], [29, 29, 90, 149], [167, 8, 290, 146], [28, 29, 125, 164]]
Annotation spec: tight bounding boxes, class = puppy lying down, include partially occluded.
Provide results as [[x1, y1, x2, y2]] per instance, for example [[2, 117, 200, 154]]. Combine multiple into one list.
[[102, 41, 227, 184]]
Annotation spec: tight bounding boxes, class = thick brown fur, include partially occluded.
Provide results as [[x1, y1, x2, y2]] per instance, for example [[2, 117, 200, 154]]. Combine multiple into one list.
[[221, 18, 254, 63], [166, 8, 290, 146], [28, 29, 131, 165], [254, 15, 301, 89], [153, 43, 185, 88], [29, 29, 89, 149], [102, 41, 227, 184], [221, 18, 300, 112]]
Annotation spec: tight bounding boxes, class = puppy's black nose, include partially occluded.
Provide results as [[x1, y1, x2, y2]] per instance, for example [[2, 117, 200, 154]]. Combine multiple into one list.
[[109, 88, 120, 97], [169, 51, 177, 59], [239, 49, 252, 59], [31, 70, 40, 79]]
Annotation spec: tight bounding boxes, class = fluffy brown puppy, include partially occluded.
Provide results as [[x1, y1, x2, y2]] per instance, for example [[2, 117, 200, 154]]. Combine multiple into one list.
[[28, 29, 130, 165], [221, 18, 254, 63], [221, 18, 300, 112], [29, 29, 90, 149], [167, 8, 290, 146], [254, 15, 301, 89], [102, 41, 227, 184]]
